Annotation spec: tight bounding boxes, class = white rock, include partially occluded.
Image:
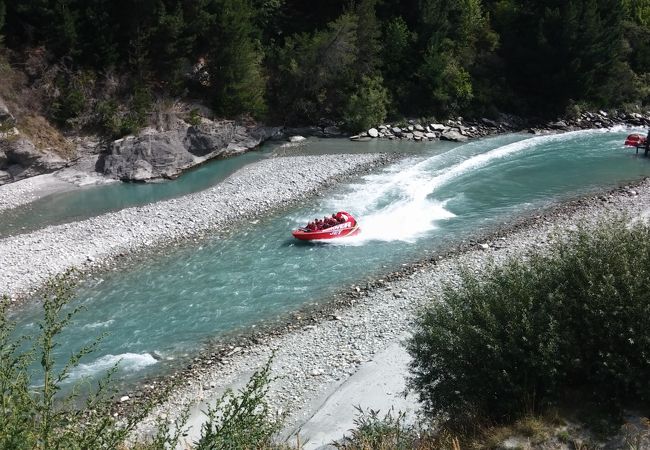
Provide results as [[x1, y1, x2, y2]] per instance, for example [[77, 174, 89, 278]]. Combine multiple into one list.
[[288, 135, 306, 143], [120, 395, 130, 402], [368, 128, 379, 138]]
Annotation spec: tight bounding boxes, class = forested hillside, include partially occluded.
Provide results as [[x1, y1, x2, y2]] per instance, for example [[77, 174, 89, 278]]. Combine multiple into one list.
[[0, 0, 649, 134]]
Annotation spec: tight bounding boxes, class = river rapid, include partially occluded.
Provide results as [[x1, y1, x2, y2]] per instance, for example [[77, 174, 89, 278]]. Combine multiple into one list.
[[7, 127, 650, 389]]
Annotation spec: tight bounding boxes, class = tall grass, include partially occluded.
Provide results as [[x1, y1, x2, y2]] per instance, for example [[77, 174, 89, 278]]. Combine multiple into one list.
[[408, 216, 650, 425]]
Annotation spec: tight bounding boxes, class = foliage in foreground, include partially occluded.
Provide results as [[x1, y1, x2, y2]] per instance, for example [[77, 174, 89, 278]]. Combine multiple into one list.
[[409, 216, 650, 426], [334, 407, 456, 450], [0, 272, 283, 449], [0, 272, 149, 449]]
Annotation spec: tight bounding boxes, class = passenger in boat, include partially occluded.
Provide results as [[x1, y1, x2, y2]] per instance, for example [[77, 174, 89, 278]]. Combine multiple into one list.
[[307, 221, 317, 231]]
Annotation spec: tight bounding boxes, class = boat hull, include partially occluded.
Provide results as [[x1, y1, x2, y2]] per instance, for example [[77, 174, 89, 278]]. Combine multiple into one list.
[[292, 221, 360, 241], [625, 133, 647, 147]]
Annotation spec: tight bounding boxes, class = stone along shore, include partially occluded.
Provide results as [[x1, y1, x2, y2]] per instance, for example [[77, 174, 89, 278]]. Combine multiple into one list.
[[0, 153, 396, 300], [132, 178, 650, 448]]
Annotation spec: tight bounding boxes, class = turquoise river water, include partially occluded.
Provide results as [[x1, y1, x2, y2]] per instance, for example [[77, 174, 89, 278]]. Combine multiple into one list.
[[7, 127, 650, 388]]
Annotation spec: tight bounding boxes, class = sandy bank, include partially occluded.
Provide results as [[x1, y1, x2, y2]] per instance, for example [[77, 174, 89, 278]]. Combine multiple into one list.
[[131, 177, 650, 448], [0, 154, 395, 300]]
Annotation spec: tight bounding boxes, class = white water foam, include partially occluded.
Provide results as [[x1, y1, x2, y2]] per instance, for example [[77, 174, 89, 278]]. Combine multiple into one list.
[[81, 319, 115, 329], [310, 129, 628, 244], [66, 352, 158, 383]]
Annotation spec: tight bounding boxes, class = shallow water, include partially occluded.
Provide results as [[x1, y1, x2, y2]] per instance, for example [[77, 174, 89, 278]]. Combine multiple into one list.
[[0, 138, 420, 238], [0, 150, 267, 237], [11, 128, 650, 388]]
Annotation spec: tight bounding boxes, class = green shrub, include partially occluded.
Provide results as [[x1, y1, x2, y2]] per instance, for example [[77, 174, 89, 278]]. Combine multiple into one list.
[[194, 357, 281, 450], [342, 75, 389, 132], [335, 408, 419, 450], [96, 99, 121, 137], [187, 108, 202, 127], [408, 216, 650, 425]]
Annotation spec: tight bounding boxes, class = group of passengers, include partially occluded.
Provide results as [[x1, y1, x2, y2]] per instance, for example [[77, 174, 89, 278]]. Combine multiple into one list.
[[305, 213, 347, 231]]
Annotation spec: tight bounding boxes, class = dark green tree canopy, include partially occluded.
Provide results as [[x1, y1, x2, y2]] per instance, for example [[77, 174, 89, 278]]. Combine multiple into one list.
[[1, 0, 648, 130]]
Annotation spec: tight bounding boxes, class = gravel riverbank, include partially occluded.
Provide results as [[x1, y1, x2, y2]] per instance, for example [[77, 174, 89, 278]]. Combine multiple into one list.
[[131, 177, 650, 447], [0, 173, 74, 213], [0, 153, 395, 300]]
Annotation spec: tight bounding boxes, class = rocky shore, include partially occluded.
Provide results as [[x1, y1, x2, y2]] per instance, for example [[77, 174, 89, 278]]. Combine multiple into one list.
[[347, 110, 650, 143], [0, 153, 397, 301], [129, 176, 650, 447]]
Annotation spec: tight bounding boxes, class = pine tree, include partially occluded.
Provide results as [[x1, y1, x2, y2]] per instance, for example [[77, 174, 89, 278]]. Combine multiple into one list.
[[151, 1, 194, 94], [0, 0, 5, 38], [207, 0, 267, 117], [78, 0, 119, 68], [354, 0, 381, 77]]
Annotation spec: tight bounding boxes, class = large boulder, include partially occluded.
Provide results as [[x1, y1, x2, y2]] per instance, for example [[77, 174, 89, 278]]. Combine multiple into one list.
[[102, 119, 282, 181], [323, 126, 344, 137], [0, 99, 68, 185], [0, 136, 66, 184], [2, 137, 43, 166], [183, 120, 237, 157], [441, 129, 469, 142], [103, 132, 194, 181]]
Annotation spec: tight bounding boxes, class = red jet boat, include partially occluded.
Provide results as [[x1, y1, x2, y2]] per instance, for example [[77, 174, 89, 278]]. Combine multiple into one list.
[[292, 211, 360, 241], [625, 133, 647, 147]]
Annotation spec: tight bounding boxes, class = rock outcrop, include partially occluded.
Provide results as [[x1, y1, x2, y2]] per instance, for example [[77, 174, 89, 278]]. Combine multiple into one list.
[[0, 98, 67, 185], [102, 119, 281, 181]]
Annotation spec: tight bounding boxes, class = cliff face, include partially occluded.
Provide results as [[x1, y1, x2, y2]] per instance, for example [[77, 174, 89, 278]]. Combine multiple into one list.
[[0, 93, 282, 185], [0, 98, 67, 185], [101, 118, 281, 181]]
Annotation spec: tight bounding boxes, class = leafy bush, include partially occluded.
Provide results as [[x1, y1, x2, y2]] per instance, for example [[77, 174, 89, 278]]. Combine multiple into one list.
[[335, 408, 420, 450], [342, 75, 389, 132], [335, 407, 456, 450], [408, 216, 650, 424], [195, 358, 281, 449], [187, 108, 202, 127]]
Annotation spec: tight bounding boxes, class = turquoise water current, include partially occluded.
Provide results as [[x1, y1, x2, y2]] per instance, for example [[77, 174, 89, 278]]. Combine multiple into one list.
[[7, 127, 650, 388]]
